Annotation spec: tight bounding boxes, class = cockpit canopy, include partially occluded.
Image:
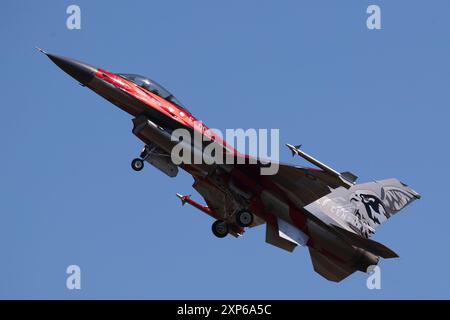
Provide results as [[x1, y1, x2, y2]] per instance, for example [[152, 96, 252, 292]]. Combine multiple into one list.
[[118, 73, 186, 111]]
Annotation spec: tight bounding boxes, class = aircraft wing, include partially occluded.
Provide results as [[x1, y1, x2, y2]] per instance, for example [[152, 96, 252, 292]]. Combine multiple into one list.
[[192, 161, 338, 227], [266, 164, 337, 207]]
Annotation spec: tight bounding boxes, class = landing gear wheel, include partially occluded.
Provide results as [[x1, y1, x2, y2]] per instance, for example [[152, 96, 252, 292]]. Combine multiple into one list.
[[212, 220, 229, 238], [236, 210, 254, 227], [131, 158, 144, 171]]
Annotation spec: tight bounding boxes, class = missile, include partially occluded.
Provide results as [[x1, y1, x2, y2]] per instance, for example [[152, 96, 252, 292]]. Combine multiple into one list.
[[286, 144, 357, 187], [286, 143, 341, 177], [176, 193, 188, 205], [175, 193, 222, 220]]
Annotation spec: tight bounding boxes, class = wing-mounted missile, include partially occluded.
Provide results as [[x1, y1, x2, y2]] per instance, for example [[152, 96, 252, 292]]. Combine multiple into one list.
[[176, 193, 189, 206], [175, 193, 222, 221], [340, 171, 358, 183], [286, 144, 358, 188]]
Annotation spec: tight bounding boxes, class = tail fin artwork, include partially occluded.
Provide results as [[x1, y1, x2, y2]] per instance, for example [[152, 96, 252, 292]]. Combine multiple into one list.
[[305, 178, 420, 238]]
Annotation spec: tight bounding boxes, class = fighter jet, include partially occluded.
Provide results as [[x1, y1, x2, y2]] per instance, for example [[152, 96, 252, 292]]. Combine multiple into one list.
[[40, 49, 420, 282]]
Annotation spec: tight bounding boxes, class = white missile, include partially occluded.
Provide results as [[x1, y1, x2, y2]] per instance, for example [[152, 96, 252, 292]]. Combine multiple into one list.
[[286, 144, 357, 187]]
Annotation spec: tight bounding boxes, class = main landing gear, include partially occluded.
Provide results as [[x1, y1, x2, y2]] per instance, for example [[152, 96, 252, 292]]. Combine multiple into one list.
[[235, 210, 254, 227], [212, 220, 229, 238], [211, 210, 254, 238]]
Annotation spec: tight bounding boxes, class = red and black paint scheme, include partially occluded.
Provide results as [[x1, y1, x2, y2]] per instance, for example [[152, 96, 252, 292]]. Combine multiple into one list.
[[41, 49, 420, 282]]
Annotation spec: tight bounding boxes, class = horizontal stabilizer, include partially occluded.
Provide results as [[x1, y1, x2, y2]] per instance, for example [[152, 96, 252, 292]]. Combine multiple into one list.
[[331, 225, 398, 259]]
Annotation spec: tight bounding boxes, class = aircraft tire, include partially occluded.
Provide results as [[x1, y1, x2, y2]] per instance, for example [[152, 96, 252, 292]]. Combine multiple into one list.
[[131, 158, 144, 171], [236, 210, 254, 228], [212, 220, 229, 238]]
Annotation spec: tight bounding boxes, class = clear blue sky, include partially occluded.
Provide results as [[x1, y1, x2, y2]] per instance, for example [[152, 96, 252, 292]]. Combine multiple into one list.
[[1, 0, 449, 299]]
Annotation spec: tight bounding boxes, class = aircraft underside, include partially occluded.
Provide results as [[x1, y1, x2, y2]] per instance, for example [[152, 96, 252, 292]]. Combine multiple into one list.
[[128, 114, 398, 282], [41, 51, 421, 282]]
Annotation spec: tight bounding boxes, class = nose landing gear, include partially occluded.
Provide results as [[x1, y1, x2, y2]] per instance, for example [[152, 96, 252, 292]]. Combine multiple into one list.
[[131, 158, 144, 171], [131, 145, 150, 172]]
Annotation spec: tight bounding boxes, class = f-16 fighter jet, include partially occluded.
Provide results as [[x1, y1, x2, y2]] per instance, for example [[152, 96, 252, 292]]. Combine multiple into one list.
[[40, 49, 420, 282]]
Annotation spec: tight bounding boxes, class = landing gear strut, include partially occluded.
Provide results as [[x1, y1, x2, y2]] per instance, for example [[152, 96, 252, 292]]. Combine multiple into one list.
[[131, 145, 150, 172], [235, 210, 254, 227], [212, 220, 229, 238]]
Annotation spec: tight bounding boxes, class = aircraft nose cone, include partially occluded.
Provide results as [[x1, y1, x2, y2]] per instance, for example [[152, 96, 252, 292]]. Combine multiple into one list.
[[46, 53, 97, 85]]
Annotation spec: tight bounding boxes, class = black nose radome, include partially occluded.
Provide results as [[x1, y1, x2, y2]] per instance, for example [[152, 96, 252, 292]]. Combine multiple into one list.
[[45, 53, 97, 85]]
